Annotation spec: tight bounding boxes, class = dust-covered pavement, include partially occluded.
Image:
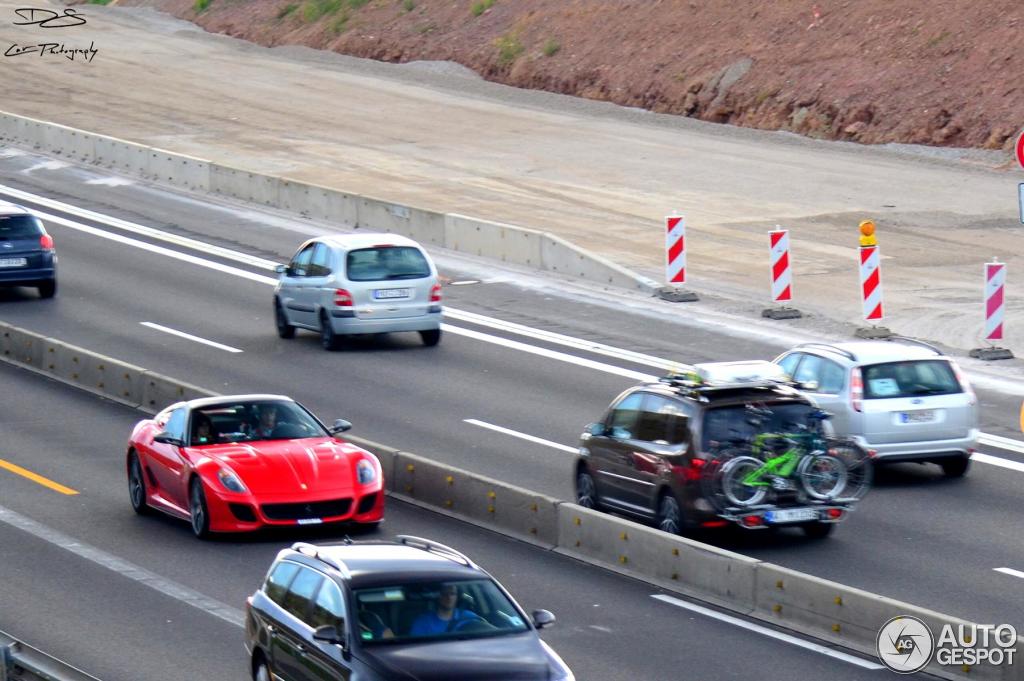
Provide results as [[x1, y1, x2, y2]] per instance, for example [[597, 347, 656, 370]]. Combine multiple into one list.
[[1, 1, 1022, 356]]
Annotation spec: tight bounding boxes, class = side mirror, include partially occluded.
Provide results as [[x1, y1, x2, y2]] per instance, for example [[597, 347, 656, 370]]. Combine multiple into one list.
[[800, 380, 820, 392], [531, 609, 556, 630], [586, 423, 607, 437], [274, 264, 286, 274], [313, 623, 347, 649], [153, 431, 182, 447], [330, 419, 352, 434]]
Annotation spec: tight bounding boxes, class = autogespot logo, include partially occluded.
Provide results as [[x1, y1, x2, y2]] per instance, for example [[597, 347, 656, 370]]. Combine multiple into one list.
[[877, 616, 934, 674]]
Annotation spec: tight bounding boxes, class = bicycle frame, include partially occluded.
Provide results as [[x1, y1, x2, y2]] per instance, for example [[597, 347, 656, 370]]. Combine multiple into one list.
[[739, 432, 817, 487]]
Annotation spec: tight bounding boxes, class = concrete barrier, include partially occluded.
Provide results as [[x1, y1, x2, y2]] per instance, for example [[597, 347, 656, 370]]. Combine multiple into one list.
[[140, 370, 217, 412], [358, 198, 446, 247], [209, 164, 282, 206], [540, 233, 659, 292], [392, 450, 559, 547], [556, 503, 759, 610], [0, 324, 44, 370], [148, 150, 211, 192], [444, 214, 544, 267], [41, 338, 146, 407]]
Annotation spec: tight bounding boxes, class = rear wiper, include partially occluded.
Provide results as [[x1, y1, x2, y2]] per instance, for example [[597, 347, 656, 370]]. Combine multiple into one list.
[[385, 273, 426, 280]]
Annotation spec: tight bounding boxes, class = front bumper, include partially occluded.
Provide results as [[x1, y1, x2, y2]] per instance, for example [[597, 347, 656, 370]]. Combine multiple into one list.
[[205, 484, 385, 533]]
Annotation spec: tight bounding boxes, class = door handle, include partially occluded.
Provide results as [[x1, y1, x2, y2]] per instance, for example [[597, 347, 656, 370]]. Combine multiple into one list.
[[295, 643, 308, 656]]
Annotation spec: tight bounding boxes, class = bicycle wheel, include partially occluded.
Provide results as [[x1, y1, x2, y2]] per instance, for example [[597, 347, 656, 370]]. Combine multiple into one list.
[[826, 440, 873, 500], [719, 456, 768, 508], [798, 454, 847, 501]]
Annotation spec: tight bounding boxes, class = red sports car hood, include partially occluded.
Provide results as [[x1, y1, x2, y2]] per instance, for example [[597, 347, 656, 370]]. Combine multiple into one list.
[[195, 438, 364, 495]]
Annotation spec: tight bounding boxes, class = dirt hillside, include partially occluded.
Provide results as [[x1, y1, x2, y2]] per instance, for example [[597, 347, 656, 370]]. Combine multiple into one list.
[[117, 0, 1024, 152]]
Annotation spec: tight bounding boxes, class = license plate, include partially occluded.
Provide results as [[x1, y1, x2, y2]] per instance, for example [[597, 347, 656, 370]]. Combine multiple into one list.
[[0, 257, 27, 268], [900, 409, 936, 424], [296, 518, 323, 525], [765, 508, 819, 524], [373, 288, 410, 300]]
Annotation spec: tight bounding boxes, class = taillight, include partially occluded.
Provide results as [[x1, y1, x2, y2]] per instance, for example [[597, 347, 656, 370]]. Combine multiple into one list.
[[678, 458, 705, 482], [825, 508, 844, 520], [951, 361, 976, 405], [333, 289, 353, 307], [850, 367, 863, 412], [429, 283, 442, 303], [40, 234, 54, 250]]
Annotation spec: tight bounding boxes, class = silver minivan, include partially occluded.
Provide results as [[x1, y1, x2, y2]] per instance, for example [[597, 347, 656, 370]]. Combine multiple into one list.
[[274, 233, 442, 350], [773, 340, 978, 477]]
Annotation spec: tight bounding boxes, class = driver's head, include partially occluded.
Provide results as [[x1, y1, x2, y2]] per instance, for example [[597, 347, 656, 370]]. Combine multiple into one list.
[[438, 584, 458, 610], [259, 405, 278, 428]]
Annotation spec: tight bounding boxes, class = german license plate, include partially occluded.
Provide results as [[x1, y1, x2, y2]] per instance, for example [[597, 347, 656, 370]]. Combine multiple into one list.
[[0, 257, 27, 268], [765, 508, 819, 524], [296, 518, 323, 525], [900, 410, 935, 424], [373, 288, 410, 300]]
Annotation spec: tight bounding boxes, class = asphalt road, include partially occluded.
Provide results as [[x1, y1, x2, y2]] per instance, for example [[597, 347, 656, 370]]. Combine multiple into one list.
[[0, 362, 888, 681], [1, 154, 1023, 637]]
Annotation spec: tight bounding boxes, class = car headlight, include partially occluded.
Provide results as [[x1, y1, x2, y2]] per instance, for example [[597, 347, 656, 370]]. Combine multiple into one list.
[[217, 468, 247, 493], [356, 459, 376, 485], [540, 640, 574, 681]]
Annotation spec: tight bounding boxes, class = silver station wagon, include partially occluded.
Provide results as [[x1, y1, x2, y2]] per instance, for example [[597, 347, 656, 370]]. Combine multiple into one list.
[[274, 234, 442, 350], [773, 340, 979, 477]]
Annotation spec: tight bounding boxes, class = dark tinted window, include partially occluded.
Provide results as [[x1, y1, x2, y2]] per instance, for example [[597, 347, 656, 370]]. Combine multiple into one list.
[[265, 561, 301, 606], [191, 399, 328, 443], [634, 395, 690, 445], [862, 360, 960, 399], [289, 244, 315, 277], [311, 580, 346, 629], [606, 393, 644, 439], [283, 567, 323, 624], [0, 214, 43, 239], [309, 243, 332, 277], [164, 408, 187, 441], [701, 402, 817, 451], [346, 246, 430, 282]]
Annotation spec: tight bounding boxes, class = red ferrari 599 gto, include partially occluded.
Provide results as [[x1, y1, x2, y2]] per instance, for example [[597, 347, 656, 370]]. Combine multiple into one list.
[[126, 394, 384, 538]]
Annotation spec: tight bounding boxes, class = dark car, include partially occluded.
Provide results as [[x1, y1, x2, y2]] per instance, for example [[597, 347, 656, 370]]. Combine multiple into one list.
[[574, 360, 856, 539], [0, 205, 56, 298], [245, 536, 574, 681]]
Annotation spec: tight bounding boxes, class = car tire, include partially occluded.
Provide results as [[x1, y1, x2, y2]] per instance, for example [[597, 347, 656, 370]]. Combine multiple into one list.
[[420, 329, 441, 347], [128, 453, 151, 516], [655, 492, 684, 535], [802, 522, 835, 539], [320, 311, 339, 351], [189, 477, 212, 540], [274, 299, 295, 339], [940, 456, 970, 478], [575, 468, 603, 511], [37, 280, 56, 299]]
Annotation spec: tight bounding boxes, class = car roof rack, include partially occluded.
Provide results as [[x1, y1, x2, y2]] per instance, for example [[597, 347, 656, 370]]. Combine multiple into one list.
[[290, 542, 350, 576], [793, 343, 858, 362], [884, 336, 943, 355], [659, 361, 796, 400], [394, 535, 478, 569]]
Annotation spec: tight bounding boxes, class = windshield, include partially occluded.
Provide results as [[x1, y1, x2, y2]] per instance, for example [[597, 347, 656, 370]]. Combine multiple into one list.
[[189, 399, 328, 445], [0, 214, 43, 239], [353, 578, 530, 645], [862, 360, 960, 399], [701, 402, 819, 452], [346, 246, 430, 282]]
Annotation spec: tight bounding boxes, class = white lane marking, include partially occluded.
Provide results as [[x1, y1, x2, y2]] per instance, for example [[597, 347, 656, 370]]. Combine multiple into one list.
[[651, 594, 884, 670], [22, 161, 69, 173], [443, 324, 653, 382], [85, 176, 135, 187], [449, 280, 480, 286], [994, 567, 1024, 580], [140, 322, 243, 353], [464, 419, 578, 454], [972, 452, 1024, 473], [7, 183, 1024, 463], [0, 503, 244, 627], [978, 433, 1024, 455]]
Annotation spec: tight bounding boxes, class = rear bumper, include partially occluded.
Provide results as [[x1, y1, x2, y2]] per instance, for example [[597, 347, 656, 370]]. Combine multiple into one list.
[[854, 428, 978, 461], [0, 267, 55, 285], [329, 310, 442, 334]]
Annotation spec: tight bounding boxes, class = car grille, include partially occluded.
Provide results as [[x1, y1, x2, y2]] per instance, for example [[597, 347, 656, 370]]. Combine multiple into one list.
[[261, 498, 352, 521], [229, 503, 258, 523]]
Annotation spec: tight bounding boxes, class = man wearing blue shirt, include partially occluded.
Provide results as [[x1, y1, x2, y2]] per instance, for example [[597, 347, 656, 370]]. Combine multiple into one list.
[[409, 584, 480, 636]]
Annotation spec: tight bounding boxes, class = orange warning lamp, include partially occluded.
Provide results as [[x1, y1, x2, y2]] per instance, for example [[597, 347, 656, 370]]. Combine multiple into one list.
[[859, 220, 877, 247]]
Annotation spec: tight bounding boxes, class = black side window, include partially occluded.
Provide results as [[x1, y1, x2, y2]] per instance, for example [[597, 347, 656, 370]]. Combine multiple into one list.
[[309, 243, 332, 277], [289, 244, 315, 277], [282, 567, 324, 624], [164, 408, 187, 441], [265, 561, 301, 606], [606, 393, 644, 439], [311, 580, 346, 629], [634, 395, 691, 445]]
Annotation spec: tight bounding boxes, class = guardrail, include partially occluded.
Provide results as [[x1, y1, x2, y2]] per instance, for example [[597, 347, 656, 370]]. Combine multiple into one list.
[[0, 110, 658, 294], [0, 630, 101, 681], [1, 320, 1021, 681]]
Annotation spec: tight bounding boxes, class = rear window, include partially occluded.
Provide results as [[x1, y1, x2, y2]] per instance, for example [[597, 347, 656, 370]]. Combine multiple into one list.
[[862, 360, 961, 399], [346, 246, 430, 282], [0, 214, 43, 239], [701, 401, 817, 451]]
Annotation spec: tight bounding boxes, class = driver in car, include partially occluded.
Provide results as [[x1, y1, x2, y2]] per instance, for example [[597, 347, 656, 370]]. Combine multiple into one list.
[[409, 584, 481, 636], [250, 404, 280, 439]]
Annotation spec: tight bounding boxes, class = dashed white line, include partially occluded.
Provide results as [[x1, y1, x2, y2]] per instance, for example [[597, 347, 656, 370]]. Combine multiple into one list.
[[651, 594, 885, 670], [464, 419, 578, 454], [972, 452, 1024, 473], [140, 322, 243, 353], [978, 433, 1024, 455], [994, 567, 1024, 580]]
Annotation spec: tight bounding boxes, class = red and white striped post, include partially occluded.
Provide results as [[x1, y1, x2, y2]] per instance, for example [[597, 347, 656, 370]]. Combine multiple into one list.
[[658, 213, 698, 302], [971, 260, 1014, 359], [762, 227, 801, 319], [853, 219, 892, 338]]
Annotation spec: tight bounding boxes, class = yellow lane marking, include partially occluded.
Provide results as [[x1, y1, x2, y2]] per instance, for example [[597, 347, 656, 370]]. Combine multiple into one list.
[[0, 458, 79, 495]]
